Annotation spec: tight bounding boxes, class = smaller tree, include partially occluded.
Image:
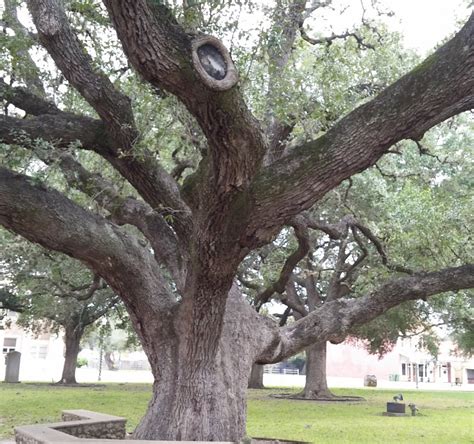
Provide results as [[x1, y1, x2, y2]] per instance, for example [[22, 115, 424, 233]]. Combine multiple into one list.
[[239, 114, 473, 399], [0, 231, 119, 384], [84, 314, 139, 371]]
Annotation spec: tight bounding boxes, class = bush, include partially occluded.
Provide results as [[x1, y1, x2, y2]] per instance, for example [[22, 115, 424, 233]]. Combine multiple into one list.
[[76, 357, 88, 368]]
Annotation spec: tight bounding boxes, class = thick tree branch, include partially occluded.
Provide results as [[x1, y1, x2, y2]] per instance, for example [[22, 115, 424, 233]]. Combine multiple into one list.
[[304, 214, 355, 239], [0, 167, 176, 315], [0, 113, 107, 152], [0, 97, 186, 286], [26, 0, 192, 239], [258, 264, 474, 363], [103, 0, 267, 202], [27, 0, 135, 145], [246, 13, 474, 244], [254, 217, 310, 310], [282, 279, 309, 317], [0, 79, 60, 116], [326, 236, 350, 301]]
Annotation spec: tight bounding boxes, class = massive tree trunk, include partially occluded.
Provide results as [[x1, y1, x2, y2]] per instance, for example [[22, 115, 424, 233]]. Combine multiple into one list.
[[248, 363, 265, 389], [58, 324, 84, 385], [132, 286, 258, 442], [301, 341, 334, 399]]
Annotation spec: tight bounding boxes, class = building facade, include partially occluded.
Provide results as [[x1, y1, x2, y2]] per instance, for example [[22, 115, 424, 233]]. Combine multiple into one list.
[[324, 337, 474, 386], [2, 309, 473, 386], [0, 311, 65, 382]]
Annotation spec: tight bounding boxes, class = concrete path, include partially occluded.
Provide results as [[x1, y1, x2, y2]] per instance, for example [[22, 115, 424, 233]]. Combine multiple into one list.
[[4, 367, 474, 391]]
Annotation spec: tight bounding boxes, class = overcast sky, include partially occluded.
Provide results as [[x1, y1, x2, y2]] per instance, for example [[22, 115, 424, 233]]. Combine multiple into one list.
[[1, 0, 471, 56], [380, 0, 471, 52], [306, 0, 471, 54]]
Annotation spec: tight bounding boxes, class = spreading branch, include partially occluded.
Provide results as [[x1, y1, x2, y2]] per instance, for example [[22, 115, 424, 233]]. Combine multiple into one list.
[[0, 167, 176, 314], [26, 0, 193, 239], [246, 13, 474, 245], [0, 79, 60, 115], [258, 264, 474, 363], [299, 28, 375, 50], [254, 217, 310, 310]]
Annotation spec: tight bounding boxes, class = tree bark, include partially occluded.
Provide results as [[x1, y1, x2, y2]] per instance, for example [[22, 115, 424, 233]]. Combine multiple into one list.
[[301, 341, 334, 399], [104, 352, 117, 371], [58, 324, 84, 385], [248, 363, 265, 389], [133, 286, 260, 442]]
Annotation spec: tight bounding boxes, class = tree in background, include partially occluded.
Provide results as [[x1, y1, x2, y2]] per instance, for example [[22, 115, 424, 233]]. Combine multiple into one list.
[[241, 115, 473, 398], [84, 311, 140, 371], [0, 0, 473, 440], [0, 231, 119, 384]]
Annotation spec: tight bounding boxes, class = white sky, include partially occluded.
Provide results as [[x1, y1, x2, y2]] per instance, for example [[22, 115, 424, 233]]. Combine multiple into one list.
[[306, 0, 471, 54], [2, 0, 471, 55], [379, 0, 471, 53]]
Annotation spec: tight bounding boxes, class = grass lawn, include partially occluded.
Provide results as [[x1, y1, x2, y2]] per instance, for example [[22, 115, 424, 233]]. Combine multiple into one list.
[[0, 383, 472, 443]]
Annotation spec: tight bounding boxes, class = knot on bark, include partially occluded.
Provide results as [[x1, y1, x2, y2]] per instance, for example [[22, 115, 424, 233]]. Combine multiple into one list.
[[36, 6, 62, 36], [191, 36, 238, 91]]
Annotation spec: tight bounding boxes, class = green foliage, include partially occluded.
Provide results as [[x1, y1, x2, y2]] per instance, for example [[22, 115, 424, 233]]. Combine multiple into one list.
[[0, 229, 118, 337], [76, 357, 88, 368], [0, 0, 471, 368], [288, 354, 305, 372]]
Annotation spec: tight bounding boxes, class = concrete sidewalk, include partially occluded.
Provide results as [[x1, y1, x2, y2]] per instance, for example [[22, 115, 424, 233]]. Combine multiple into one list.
[[8, 367, 474, 392], [264, 373, 474, 391]]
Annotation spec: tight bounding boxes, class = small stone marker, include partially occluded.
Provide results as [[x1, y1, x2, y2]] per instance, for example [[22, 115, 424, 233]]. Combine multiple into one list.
[[386, 402, 406, 414], [4, 351, 21, 383], [408, 403, 419, 416], [364, 374, 377, 387]]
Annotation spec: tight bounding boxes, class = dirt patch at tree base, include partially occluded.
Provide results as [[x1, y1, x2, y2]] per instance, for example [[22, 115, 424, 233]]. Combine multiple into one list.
[[270, 393, 366, 402], [252, 438, 310, 443], [49, 383, 106, 388]]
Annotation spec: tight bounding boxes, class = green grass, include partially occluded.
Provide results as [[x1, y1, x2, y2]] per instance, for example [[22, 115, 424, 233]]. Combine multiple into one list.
[[248, 387, 474, 443], [0, 384, 472, 443]]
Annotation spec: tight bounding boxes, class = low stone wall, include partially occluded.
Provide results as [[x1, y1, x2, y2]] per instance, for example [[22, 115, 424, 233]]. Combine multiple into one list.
[[14, 410, 233, 443], [14, 410, 306, 443], [55, 411, 125, 439], [15, 410, 126, 443]]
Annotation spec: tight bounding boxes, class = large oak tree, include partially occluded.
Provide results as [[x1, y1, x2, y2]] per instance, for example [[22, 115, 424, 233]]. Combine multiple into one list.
[[0, 0, 473, 441]]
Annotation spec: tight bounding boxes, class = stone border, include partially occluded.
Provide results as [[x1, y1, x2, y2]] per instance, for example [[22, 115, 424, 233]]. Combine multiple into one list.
[[14, 410, 232, 444]]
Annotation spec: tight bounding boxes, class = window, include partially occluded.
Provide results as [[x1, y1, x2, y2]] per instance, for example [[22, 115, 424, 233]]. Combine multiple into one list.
[[419, 364, 424, 377], [2, 337, 17, 354], [401, 363, 406, 376], [30, 344, 48, 359], [466, 369, 474, 384]]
